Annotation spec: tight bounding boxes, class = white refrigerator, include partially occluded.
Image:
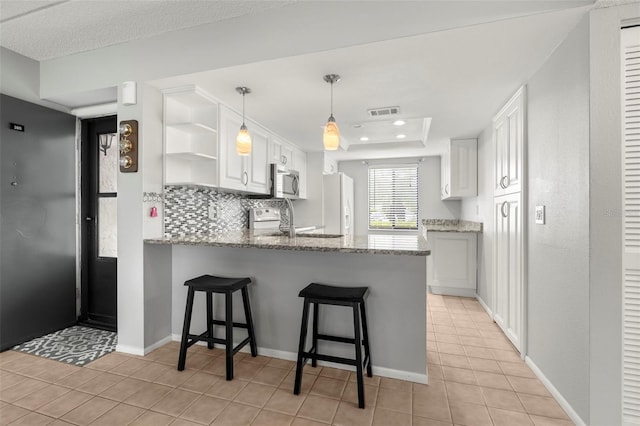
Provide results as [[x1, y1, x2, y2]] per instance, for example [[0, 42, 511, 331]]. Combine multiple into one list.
[[323, 173, 354, 235]]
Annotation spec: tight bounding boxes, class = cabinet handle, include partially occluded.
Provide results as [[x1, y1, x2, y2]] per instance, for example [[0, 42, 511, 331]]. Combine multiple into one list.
[[242, 171, 248, 186], [500, 175, 510, 189], [292, 175, 299, 195], [501, 201, 509, 218], [445, 184, 449, 195], [281, 155, 287, 165]]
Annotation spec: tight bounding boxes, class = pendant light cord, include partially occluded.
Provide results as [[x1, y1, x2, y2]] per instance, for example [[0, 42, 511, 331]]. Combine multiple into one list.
[[242, 91, 246, 126], [330, 81, 334, 118]]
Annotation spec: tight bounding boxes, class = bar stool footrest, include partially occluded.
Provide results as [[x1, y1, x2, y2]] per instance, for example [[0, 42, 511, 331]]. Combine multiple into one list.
[[302, 352, 358, 367], [211, 319, 250, 329], [317, 334, 356, 344]]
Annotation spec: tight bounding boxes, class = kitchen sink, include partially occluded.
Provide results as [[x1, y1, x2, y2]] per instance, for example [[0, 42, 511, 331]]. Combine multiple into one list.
[[261, 232, 343, 238], [296, 233, 344, 238]]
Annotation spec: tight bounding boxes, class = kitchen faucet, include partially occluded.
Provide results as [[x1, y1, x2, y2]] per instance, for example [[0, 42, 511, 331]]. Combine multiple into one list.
[[284, 197, 295, 238]]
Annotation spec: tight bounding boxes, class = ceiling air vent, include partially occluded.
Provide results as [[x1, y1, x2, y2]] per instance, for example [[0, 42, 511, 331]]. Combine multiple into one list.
[[367, 106, 400, 117]]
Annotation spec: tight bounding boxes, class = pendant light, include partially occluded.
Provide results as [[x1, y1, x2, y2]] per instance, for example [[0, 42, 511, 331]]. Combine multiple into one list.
[[323, 74, 341, 151], [236, 86, 252, 156]]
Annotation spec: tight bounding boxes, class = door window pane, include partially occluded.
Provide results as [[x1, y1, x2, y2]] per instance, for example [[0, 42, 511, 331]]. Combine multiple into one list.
[[98, 197, 117, 257], [99, 133, 118, 193]]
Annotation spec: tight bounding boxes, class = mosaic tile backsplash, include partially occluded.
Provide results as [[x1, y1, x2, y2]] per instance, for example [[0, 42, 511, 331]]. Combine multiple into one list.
[[163, 186, 288, 237]]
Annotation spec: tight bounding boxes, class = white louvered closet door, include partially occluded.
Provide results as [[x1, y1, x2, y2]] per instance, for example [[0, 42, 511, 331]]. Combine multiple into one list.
[[623, 25, 640, 425]]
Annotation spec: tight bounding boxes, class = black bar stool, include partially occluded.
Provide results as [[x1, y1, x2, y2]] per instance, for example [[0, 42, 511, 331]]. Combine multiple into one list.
[[293, 283, 372, 408], [177, 275, 257, 380]]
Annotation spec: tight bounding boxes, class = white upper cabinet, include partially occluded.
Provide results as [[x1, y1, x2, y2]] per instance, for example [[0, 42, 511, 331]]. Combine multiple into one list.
[[493, 86, 525, 196], [218, 105, 269, 195], [163, 85, 306, 196], [163, 86, 218, 187], [246, 122, 270, 195], [441, 138, 477, 200], [269, 137, 293, 167], [323, 154, 338, 175]]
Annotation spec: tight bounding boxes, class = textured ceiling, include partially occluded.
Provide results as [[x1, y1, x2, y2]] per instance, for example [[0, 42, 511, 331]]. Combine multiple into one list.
[[149, 5, 592, 160], [0, 0, 597, 160], [0, 0, 295, 60]]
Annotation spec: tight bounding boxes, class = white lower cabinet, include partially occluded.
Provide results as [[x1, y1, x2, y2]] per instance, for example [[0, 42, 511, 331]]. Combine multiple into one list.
[[427, 232, 477, 297], [493, 192, 523, 352]]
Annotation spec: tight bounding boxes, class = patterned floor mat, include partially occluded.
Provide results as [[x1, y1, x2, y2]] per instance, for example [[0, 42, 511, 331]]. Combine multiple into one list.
[[12, 325, 117, 366]]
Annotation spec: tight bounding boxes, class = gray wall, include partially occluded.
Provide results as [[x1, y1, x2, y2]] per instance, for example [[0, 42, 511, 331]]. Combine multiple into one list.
[[168, 244, 428, 378], [462, 15, 592, 424], [526, 16, 590, 422], [340, 157, 460, 236], [0, 47, 68, 112]]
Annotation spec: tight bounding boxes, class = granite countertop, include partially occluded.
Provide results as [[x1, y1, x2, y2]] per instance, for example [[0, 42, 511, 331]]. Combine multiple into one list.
[[422, 219, 483, 233], [145, 230, 430, 256]]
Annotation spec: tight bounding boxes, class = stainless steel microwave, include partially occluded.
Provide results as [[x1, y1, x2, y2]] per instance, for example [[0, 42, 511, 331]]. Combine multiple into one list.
[[271, 164, 300, 199]]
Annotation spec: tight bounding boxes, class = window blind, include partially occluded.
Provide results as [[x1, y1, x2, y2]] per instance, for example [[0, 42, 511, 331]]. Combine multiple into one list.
[[368, 166, 418, 230]]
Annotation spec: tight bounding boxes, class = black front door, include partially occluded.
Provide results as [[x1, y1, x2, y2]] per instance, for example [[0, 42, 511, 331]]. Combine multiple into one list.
[[80, 116, 118, 331]]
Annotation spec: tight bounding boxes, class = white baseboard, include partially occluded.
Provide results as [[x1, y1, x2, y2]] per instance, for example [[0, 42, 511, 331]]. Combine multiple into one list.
[[144, 336, 173, 354], [524, 356, 586, 426], [429, 285, 476, 298], [169, 334, 428, 384], [116, 336, 173, 356], [476, 294, 493, 318], [115, 344, 145, 356]]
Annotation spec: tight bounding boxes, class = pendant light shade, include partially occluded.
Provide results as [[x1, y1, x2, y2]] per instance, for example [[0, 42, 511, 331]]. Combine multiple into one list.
[[323, 117, 340, 151], [323, 74, 341, 151], [236, 87, 252, 156]]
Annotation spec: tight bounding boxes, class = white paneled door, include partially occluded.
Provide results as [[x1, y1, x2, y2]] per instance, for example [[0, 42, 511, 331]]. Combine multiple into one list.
[[493, 192, 523, 352], [622, 25, 640, 425]]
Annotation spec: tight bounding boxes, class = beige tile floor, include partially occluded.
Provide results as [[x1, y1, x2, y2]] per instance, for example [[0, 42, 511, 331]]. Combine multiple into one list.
[[0, 294, 575, 425]]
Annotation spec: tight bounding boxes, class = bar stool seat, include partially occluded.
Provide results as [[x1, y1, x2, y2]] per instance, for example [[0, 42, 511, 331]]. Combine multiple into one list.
[[177, 274, 257, 380], [293, 283, 372, 408], [299, 283, 368, 302]]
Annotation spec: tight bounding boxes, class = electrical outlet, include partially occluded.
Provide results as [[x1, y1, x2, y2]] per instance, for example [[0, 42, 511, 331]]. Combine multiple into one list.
[[535, 205, 545, 225], [208, 202, 219, 220]]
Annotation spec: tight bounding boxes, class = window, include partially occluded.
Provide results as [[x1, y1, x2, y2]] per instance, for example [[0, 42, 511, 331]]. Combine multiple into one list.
[[368, 165, 418, 230]]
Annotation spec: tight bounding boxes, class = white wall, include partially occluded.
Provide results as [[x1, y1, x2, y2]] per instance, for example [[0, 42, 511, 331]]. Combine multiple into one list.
[[116, 83, 165, 354], [293, 152, 325, 228], [460, 126, 493, 305], [340, 157, 460, 236]]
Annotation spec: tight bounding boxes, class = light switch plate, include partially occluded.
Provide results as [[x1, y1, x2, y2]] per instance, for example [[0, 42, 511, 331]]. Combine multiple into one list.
[[535, 205, 545, 224]]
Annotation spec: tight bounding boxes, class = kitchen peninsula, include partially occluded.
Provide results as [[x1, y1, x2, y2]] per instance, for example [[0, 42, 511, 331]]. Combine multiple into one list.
[[144, 231, 430, 383]]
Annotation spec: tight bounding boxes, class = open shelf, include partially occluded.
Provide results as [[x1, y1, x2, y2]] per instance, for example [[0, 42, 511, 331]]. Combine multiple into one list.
[[166, 152, 217, 161], [167, 122, 217, 135]]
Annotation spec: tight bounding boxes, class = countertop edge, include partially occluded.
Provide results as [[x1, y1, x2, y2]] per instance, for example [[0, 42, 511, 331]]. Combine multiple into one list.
[[144, 238, 430, 257]]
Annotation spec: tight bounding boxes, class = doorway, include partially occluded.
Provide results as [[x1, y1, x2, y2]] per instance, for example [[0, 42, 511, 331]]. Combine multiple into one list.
[[80, 116, 118, 331]]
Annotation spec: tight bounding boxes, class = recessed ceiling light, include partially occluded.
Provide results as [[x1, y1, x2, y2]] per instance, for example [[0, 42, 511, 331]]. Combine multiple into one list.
[[396, 134, 406, 139], [393, 120, 406, 126], [360, 136, 369, 141]]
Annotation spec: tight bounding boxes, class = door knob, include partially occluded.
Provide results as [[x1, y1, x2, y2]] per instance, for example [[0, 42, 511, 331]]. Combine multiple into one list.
[[85, 217, 94, 222]]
